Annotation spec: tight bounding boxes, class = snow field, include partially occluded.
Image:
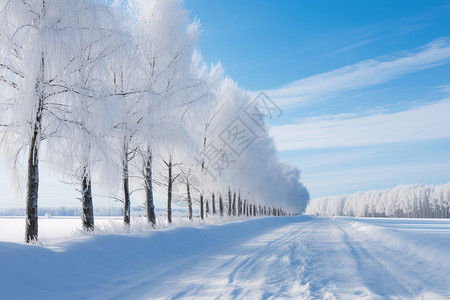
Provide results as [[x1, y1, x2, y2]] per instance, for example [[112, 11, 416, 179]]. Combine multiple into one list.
[[0, 216, 449, 299]]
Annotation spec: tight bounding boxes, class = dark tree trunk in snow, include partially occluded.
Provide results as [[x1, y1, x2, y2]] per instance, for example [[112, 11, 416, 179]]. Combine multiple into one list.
[[219, 194, 224, 217], [232, 191, 236, 216], [25, 122, 40, 243], [123, 173, 131, 225], [167, 157, 173, 223], [228, 188, 232, 216], [81, 168, 94, 232], [206, 200, 209, 216], [25, 53, 45, 243], [144, 151, 156, 226], [123, 142, 131, 226], [200, 194, 204, 220], [186, 179, 193, 220], [238, 192, 242, 216], [211, 193, 216, 215]]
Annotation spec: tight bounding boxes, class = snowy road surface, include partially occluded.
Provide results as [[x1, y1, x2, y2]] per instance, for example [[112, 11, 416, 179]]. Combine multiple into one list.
[[1, 216, 449, 299]]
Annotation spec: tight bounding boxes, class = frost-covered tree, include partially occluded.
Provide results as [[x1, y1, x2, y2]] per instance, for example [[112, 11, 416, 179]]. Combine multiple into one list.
[[105, 16, 142, 226], [0, 0, 88, 242], [129, 0, 203, 224], [51, 0, 123, 232], [192, 76, 310, 216], [0, 0, 311, 237]]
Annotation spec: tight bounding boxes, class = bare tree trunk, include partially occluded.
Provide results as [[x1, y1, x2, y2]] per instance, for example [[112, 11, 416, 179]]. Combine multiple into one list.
[[123, 141, 131, 226], [228, 188, 232, 216], [238, 192, 242, 216], [25, 123, 40, 243], [200, 194, 204, 220], [167, 156, 172, 223], [123, 172, 131, 225], [81, 167, 94, 232], [144, 151, 156, 226], [211, 193, 216, 215], [219, 194, 224, 217], [232, 191, 236, 216], [205, 199, 209, 217], [186, 178, 193, 220], [25, 53, 45, 243]]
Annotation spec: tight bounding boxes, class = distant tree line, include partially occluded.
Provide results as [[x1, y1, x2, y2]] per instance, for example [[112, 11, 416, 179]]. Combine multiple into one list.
[[0, 207, 137, 217], [306, 183, 450, 218]]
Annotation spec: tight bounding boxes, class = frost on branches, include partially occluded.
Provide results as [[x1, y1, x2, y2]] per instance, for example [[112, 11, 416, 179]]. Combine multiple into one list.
[[0, 0, 309, 243]]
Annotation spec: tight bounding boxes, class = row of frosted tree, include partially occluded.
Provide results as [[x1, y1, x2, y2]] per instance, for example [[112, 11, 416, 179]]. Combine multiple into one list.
[[0, 0, 309, 242], [306, 182, 450, 218]]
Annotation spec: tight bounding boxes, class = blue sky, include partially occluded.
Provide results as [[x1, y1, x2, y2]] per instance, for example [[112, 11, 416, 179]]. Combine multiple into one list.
[[185, 0, 450, 198], [0, 1, 449, 208]]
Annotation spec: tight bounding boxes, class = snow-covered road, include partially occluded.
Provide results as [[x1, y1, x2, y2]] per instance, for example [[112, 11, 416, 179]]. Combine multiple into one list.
[[1, 216, 449, 299]]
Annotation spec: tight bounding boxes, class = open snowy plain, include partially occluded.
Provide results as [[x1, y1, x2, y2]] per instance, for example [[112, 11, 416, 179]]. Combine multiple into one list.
[[1, 216, 449, 299]]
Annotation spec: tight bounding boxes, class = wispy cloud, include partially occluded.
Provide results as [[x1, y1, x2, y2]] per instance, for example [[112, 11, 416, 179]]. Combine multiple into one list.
[[332, 38, 378, 54], [393, 22, 433, 36], [436, 84, 450, 94], [271, 99, 450, 151], [264, 38, 450, 107]]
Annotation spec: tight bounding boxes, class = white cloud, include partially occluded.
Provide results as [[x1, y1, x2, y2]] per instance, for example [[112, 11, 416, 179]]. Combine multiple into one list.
[[264, 38, 450, 107], [271, 99, 450, 151], [436, 84, 450, 94]]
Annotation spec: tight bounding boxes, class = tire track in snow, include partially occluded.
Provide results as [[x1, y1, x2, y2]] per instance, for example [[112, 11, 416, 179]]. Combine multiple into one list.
[[99, 218, 311, 300], [335, 222, 414, 298], [336, 218, 450, 298], [223, 221, 311, 299], [26, 216, 447, 300]]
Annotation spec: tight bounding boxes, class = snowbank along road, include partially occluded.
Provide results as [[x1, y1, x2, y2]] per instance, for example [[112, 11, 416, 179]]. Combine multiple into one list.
[[0, 215, 449, 299]]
